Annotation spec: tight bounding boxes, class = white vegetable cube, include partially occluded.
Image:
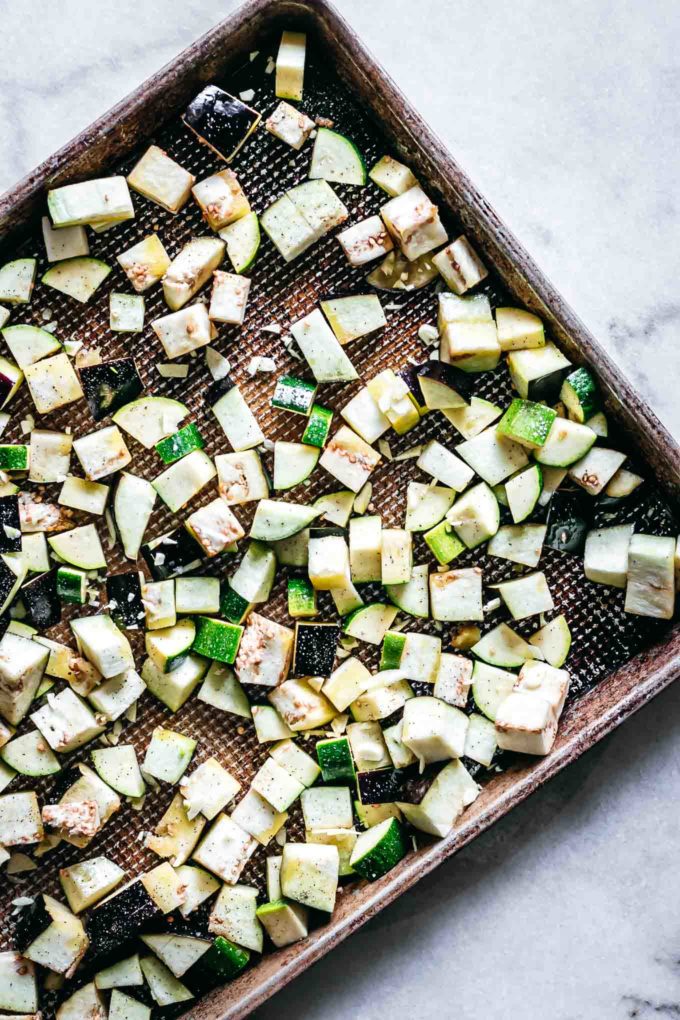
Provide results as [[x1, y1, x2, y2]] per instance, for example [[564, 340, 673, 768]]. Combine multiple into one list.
[[625, 534, 676, 620], [281, 842, 339, 912], [366, 369, 419, 434], [402, 696, 469, 764], [29, 429, 72, 483], [496, 571, 554, 620], [234, 613, 294, 687], [0, 632, 50, 725], [369, 155, 418, 197], [381, 528, 412, 584], [341, 386, 390, 444], [162, 237, 225, 311], [456, 426, 529, 486], [71, 615, 135, 678], [301, 786, 353, 830], [0, 951, 39, 1012], [192, 170, 250, 232], [216, 450, 269, 505], [381, 185, 447, 261], [185, 497, 245, 557], [495, 690, 558, 755], [439, 292, 501, 372], [430, 567, 483, 621], [180, 757, 241, 821], [21, 894, 89, 977], [269, 679, 336, 732], [495, 307, 545, 351], [127, 144, 195, 213], [42, 217, 89, 263], [176, 865, 219, 917], [432, 235, 488, 295], [463, 713, 497, 766], [320, 426, 381, 492], [276, 30, 306, 101], [290, 308, 358, 384], [31, 688, 103, 752], [270, 738, 320, 787], [208, 271, 251, 325], [73, 425, 131, 481], [587, 522, 632, 587], [337, 215, 394, 266], [143, 726, 196, 784], [266, 101, 315, 149], [25, 352, 83, 414], [152, 303, 214, 359], [257, 901, 309, 948], [516, 660, 570, 718], [110, 292, 144, 332], [192, 813, 258, 884], [152, 450, 216, 513], [398, 632, 442, 684], [251, 757, 305, 812], [569, 447, 627, 496], [48, 176, 133, 228], [260, 194, 321, 263], [209, 883, 263, 953], [308, 533, 351, 590], [287, 179, 348, 234], [230, 789, 287, 846], [434, 653, 473, 708], [117, 233, 171, 292], [417, 439, 475, 491], [322, 656, 372, 712], [349, 515, 382, 582], [0, 791, 44, 845], [211, 384, 265, 451]]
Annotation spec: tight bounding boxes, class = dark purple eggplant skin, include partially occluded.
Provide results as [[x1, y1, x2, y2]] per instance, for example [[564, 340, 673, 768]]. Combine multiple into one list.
[[416, 359, 475, 401], [293, 622, 339, 678], [22, 569, 61, 629], [0, 494, 21, 552], [14, 894, 54, 952], [86, 879, 163, 962], [80, 358, 143, 421], [107, 572, 143, 629], [141, 528, 205, 581], [205, 374, 236, 408], [544, 489, 593, 554], [0, 554, 19, 609], [183, 85, 259, 161]]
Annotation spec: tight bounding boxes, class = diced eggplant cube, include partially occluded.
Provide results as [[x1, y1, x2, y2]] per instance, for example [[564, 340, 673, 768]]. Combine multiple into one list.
[[337, 215, 394, 266], [495, 690, 558, 755], [22, 569, 60, 629], [432, 235, 488, 294], [208, 270, 251, 325], [0, 495, 21, 552], [293, 622, 339, 678], [381, 186, 447, 261], [234, 612, 294, 687], [266, 101, 315, 149], [107, 572, 144, 629], [192, 169, 250, 231], [183, 85, 261, 162]]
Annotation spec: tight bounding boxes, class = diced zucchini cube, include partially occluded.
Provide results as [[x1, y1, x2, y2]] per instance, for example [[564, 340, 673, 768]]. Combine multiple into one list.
[[24, 352, 83, 413], [127, 145, 195, 213], [430, 567, 483, 621], [280, 842, 339, 912]]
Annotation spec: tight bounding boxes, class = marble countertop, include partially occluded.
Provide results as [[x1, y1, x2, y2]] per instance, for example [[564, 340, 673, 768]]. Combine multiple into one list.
[[1, 1, 678, 1018]]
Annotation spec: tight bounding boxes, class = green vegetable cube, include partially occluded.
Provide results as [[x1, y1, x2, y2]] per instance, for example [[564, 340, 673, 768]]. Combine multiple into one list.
[[497, 399, 556, 449], [302, 404, 333, 447], [192, 616, 243, 663], [271, 375, 318, 415], [0, 444, 29, 471], [423, 519, 466, 565], [316, 736, 355, 781], [380, 630, 406, 670], [155, 423, 205, 464], [287, 577, 318, 618]]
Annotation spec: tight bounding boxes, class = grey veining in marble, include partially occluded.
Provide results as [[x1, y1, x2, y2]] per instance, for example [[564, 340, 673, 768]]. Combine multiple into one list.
[[0, 1, 678, 1018]]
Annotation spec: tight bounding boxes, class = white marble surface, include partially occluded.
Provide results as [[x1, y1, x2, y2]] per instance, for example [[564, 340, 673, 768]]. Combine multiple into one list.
[[1, 1, 679, 1017]]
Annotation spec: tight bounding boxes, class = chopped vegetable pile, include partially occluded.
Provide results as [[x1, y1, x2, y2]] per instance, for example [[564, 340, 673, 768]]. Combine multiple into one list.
[[0, 25, 677, 1020]]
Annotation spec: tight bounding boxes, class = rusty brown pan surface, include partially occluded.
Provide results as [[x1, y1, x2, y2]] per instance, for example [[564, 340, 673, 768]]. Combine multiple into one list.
[[0, 2, 677, 1018]]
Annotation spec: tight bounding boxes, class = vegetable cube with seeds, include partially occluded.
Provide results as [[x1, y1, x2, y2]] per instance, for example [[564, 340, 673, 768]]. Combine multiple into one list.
[[192, 169, 250, 231], [265, 100, 315, 149], [117, 233, 171, 292], [208, 271, 251, 325]]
